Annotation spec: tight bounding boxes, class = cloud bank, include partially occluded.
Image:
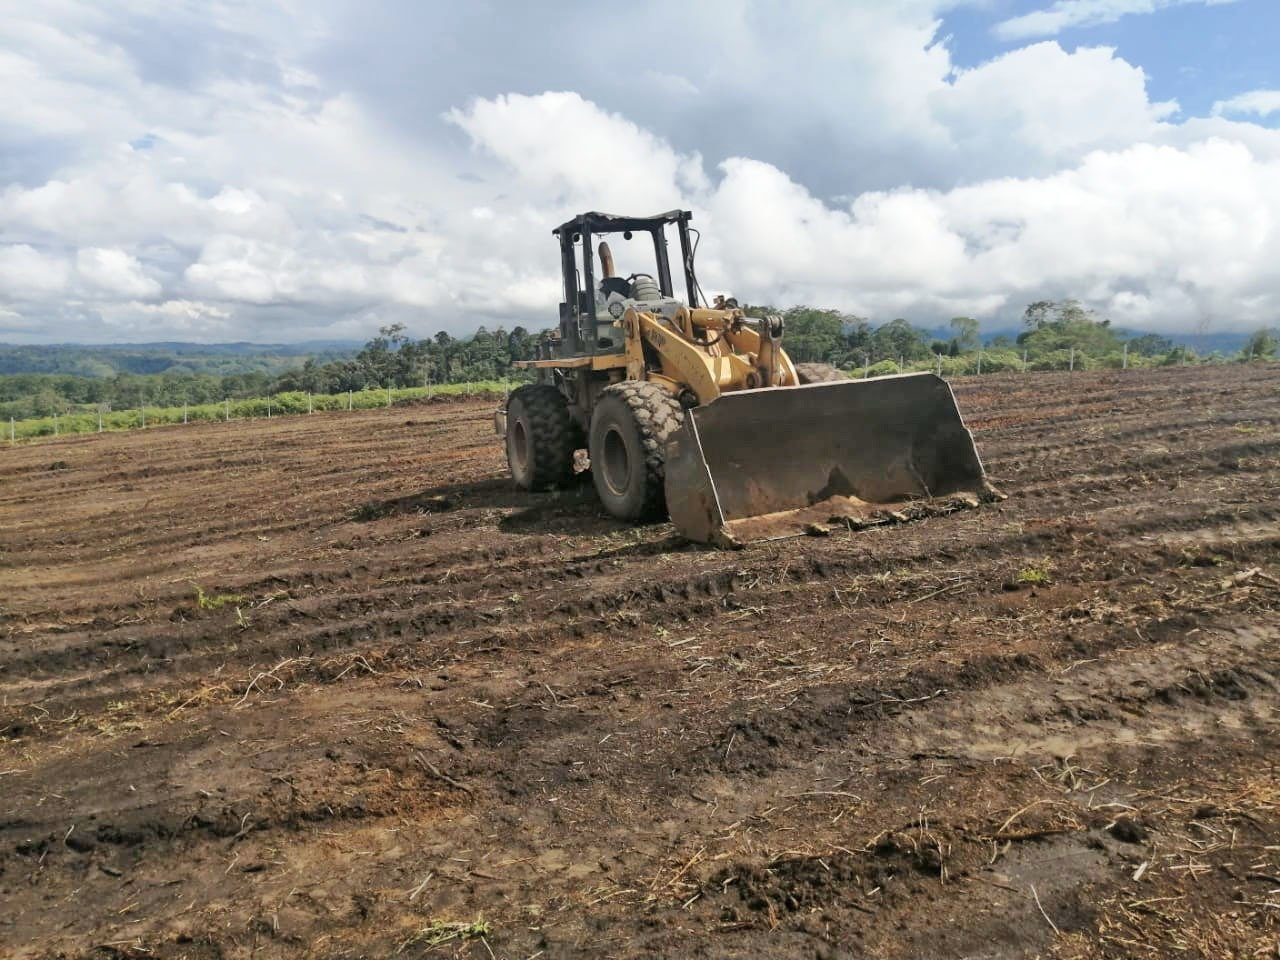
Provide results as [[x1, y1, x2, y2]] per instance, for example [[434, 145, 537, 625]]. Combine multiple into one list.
[[993, 0, 1240, 41], [1, 1, 1277, 342], [1213, 89, 1280, 118]]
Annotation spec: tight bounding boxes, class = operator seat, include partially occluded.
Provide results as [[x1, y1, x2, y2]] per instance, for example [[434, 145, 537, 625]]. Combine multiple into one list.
[[600, 276, 630, 298]]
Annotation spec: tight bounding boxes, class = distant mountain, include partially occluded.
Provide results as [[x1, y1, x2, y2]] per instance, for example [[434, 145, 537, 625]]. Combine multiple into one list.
[[0, 341, 361, 377]]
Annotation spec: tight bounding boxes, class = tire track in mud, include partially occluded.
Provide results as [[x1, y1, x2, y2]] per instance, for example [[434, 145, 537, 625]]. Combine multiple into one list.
[[7, 433, 1272, 634], [2, 365, 1279, 959], [4, 464, 1278, 738]]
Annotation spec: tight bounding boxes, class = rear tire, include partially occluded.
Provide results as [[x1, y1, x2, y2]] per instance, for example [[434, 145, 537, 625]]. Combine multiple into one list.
[[588, 381, 684, 521], [505, 384, 579, 491], [794, 362, 846, 384]]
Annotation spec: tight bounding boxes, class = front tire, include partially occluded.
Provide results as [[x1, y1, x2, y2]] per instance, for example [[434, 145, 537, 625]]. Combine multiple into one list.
[[505, 384, 579, 490], [588, 381, 684, 521]]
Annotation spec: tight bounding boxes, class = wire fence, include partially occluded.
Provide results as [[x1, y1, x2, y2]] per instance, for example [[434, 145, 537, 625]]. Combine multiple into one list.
[[6, 353, 1272, 446], [6, 379, 515, 445], [853, 342, 1221, 379]]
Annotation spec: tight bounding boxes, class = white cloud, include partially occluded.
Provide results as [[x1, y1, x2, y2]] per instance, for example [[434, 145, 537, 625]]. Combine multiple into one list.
[[434, 90, 1280, 332], [695, 138, 1280, 331], [1213, 89, 1280, 118], [0, 307, 40, 333], [75, 247, 160, 297], [935, 43, 1177, 171], [0, 0, 1275, 342], [0, 244, 70, 297], [95, 299, 233, 335], [446, 92, 710, 212], [995, 0, 1239, 40]]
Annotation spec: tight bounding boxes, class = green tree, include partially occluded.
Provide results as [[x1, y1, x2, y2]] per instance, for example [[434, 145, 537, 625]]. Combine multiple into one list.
[[870, 319, 930, 362], [507, 326, 534, 361], [1017, 299, 1121, 360], [841, 317, 872, 362], [1022, 300, 1055, 329], [1126, 333, 1173, 357], [1242, 328, 1276, 359], [781, 307, 844, 363], [950, 317, 980, 353]]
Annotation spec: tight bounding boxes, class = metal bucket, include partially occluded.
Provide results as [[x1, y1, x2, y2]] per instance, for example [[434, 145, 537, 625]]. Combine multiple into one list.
[[664, 373, 999, 545]]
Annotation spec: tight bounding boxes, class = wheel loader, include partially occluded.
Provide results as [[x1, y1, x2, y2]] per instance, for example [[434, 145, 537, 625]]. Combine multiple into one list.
[[494, 210, 999, 546]]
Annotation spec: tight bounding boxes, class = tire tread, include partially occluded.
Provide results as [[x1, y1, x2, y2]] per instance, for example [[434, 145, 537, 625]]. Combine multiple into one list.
[[594, 380, 684, 520], [508, 383, 579, 490]]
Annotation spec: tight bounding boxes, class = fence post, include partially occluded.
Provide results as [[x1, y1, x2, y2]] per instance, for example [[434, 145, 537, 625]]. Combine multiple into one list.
[[386, 385, 392, 407], [267, 396, 272, 419], [935, 354, 942, 376], [97, 408, 103, 433], [140, 405, 146, 428], [9, 416, 13, 444], [976, 351, 982, 376], [53, 413, 59, 436], [183, 400, 188, 424], [863, 355, 870, 379], [307, 392, 313, 414], [225, 398, 230, 422], [348, 390, 353, 411], [1122, 343, 1128, 370], [1022, 350, 1028, 373], [1069, 346, 1075, 372]]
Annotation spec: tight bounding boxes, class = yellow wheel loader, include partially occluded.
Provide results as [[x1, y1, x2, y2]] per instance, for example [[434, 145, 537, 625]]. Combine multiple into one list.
[[495, 210, 998, 545]]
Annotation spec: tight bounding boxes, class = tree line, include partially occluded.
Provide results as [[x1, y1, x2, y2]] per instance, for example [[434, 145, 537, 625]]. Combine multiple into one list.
[[2, 303, 1275, 421], [775, 300, 1276, 373], [0, 324, 540, 419]]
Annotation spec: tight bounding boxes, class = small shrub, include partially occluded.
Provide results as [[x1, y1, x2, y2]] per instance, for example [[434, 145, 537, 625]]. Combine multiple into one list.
[[1014, 563, 1053, 586], [400, 919, 492, 949], [864, 360, 901, 377], [192, 583, 246, 610]]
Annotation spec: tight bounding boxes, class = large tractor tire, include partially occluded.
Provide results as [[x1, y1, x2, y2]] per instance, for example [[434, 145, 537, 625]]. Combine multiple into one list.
[[588, 381, 684, 521], [505, 384, 580, 491], [794, 362, 846, 384]]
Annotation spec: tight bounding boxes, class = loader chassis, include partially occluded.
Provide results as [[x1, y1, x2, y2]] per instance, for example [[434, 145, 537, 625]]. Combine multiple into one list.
[[498, 209, 998, 545]]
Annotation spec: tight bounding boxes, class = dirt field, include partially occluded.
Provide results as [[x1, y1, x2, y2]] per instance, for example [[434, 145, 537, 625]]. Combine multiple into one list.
[[2, 365, 1278, 959]]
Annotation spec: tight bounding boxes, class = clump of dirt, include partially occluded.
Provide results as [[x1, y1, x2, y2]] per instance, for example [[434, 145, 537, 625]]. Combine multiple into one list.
[[351, 491, 457, 521], [1108, 815, 1148, 843]]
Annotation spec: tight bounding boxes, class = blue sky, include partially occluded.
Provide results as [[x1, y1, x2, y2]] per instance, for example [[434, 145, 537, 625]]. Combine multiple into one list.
[[1, 1, 1279, 342], [945, 0, 1277, 120]]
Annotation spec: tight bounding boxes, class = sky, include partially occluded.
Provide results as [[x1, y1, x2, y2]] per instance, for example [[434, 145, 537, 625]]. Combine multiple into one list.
[[1, 0, 1279, 343]]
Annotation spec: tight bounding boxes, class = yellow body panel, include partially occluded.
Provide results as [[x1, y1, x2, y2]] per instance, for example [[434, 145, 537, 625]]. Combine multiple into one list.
[[513, 354, 628, 371], [519, 305, 799, 407]]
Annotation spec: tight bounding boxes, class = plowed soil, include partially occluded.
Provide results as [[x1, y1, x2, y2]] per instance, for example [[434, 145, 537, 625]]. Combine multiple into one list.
[[2, 365, 1279, 960]]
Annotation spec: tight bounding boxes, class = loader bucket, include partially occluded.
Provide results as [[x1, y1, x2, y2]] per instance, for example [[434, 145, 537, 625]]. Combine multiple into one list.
[[664, 373, 1000, 545]]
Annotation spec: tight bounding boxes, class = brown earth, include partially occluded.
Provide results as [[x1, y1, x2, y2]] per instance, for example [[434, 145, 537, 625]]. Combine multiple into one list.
[[2, 365, 1279, 960]]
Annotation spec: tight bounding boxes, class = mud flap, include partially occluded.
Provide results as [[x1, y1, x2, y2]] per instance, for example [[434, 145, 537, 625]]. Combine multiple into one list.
[[664, 373, 1000, 545]]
